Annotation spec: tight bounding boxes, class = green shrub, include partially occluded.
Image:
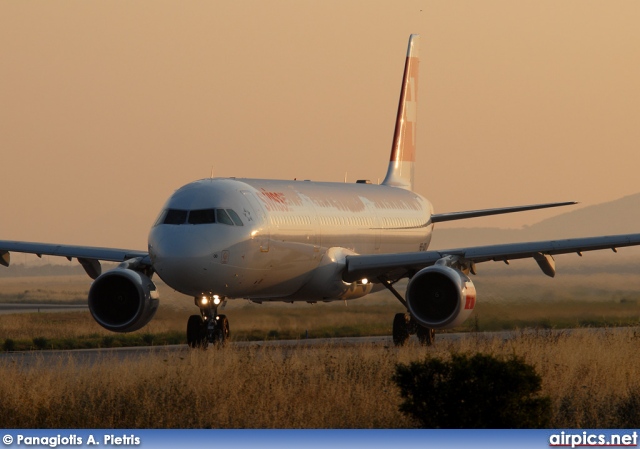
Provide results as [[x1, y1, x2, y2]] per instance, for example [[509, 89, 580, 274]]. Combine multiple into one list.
[[393, 353, 551, 428], [32, 337, 49, 350], [2, 339, 15, 352], [142, 333, 154, 345]]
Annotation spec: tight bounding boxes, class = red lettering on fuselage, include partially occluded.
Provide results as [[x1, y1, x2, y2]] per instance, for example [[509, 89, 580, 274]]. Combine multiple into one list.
[[257, 189, 290, 212]]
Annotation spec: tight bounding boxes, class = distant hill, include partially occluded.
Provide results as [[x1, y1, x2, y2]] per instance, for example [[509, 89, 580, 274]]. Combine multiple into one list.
[[430, 193, 640, 249]]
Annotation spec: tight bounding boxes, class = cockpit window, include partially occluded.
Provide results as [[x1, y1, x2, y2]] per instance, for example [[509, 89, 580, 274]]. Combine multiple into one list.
[[155, 208, 244, 226], [188, 209, 216, 224], [227, 209, 244, 226], [163, 209, 188, 225], [216, 209, 234, 225], [153, 211, 166, 227]]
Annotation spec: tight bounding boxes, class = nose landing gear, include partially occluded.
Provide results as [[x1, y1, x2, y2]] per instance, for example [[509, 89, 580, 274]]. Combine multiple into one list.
[[186, 295, 230, 349]]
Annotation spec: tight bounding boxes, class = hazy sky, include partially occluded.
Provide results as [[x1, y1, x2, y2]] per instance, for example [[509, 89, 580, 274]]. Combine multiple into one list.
[[2, 1, 639, 250]]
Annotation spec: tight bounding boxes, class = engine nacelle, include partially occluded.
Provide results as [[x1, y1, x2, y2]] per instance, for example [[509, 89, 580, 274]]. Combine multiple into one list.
[[88, 268, 159, 333], [406, 265, 476, 329]]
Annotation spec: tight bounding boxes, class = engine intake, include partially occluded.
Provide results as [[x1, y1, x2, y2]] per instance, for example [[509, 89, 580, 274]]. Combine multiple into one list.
[[88, 268, 159, 333], [406, 265, 476, 329]]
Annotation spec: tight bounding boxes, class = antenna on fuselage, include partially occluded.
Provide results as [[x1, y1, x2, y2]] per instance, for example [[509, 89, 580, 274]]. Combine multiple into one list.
[[210, 166, 214, 179]]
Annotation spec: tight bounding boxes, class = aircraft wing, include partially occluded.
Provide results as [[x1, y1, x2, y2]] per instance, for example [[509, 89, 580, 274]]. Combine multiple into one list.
[[0, 240, 149, 279], [343, 233, 640, 283], [431, 201, 577, 223]]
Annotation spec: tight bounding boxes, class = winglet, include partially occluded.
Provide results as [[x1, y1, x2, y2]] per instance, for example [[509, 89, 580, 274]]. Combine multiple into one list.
[[382, 34, 420, 191]]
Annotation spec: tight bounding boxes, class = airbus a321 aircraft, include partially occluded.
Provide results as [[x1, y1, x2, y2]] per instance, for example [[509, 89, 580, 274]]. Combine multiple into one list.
[[2, 35, 640, 348]]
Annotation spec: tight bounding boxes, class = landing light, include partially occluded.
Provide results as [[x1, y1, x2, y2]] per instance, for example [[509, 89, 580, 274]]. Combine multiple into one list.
[[213, 295, 221, 305], [362, 278, 369, 285], [200, 296, 209, 306]]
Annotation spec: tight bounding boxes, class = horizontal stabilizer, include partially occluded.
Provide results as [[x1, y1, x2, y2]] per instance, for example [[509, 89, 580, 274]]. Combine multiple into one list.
[[431, 201, 577, 223]]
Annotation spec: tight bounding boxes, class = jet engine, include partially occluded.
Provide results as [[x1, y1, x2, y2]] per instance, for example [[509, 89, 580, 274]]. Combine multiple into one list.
[[405, 265, 476, 329], [88, 268, 159, 333]]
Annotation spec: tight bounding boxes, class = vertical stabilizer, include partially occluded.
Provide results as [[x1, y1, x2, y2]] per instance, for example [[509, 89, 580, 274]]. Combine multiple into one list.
[[382, 34, 419, 190]]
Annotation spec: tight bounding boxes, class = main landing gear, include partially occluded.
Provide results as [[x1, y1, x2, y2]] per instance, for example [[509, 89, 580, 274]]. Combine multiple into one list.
[[187, 296, 230, 349], [392, 312, 435, 346], [381, 279, 436, 347]]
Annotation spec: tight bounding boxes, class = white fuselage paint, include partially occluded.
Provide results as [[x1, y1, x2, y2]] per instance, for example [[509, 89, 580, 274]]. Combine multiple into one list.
[[148, 178, 434, 301]]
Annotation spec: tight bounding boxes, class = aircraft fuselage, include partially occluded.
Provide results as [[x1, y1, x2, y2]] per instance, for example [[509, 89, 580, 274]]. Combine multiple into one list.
[[148, 178, 434, 301]]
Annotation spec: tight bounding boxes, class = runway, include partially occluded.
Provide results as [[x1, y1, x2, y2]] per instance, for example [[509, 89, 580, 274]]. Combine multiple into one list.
[[0, 303, 88, 314], [0, 330, 550, 369]]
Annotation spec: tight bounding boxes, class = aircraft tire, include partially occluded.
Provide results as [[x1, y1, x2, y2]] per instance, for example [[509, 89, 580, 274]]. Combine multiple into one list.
[[215, 315, 230, 346], [187, 315, 208, 349], [416, 325, 435, 346], [392, 313, 410, 346]]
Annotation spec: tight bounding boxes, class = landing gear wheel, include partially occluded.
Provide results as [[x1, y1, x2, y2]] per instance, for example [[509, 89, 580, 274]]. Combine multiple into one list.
[[187, 315, 208, 349], [214, 314, 230, 346], [416, 326, 436, 346], [392, 313, 410, 346]]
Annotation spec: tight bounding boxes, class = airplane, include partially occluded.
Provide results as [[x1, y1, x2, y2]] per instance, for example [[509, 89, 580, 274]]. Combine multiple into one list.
[[2, 34, 640, 348]]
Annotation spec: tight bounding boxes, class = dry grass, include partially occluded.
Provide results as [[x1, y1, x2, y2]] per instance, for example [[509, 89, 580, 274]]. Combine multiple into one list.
[[0, 309, 187, 341], [2, 330, 640, 428], [0, 275, 88, 304], [0, 343, 415, 428], [3, 269, 640, 427]]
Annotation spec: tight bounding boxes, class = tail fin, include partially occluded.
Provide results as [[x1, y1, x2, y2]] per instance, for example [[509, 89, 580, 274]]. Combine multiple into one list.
[[382, 34, 419, 191]]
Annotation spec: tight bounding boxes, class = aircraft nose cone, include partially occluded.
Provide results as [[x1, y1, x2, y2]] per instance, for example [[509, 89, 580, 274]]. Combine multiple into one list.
[[149, 227, 216, 295]]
